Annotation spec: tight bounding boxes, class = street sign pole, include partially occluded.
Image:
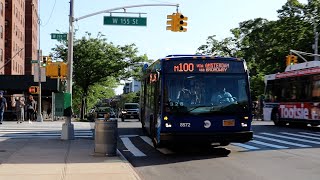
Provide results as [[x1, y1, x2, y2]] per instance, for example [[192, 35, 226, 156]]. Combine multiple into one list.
[[61, 0, 75, 140]]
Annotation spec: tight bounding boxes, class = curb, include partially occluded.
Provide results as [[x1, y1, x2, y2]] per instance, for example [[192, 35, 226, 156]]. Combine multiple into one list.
[[117, 149, 142, 180]]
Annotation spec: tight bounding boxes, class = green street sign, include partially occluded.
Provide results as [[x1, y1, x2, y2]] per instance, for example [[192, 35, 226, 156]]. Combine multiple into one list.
[[31, 60, 38, 64], [51, 33, 68, 40], [54, 92, 71, 116], [103, 16, 147, 26]]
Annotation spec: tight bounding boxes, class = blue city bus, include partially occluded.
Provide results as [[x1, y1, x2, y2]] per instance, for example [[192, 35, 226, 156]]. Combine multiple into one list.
[[140, 55, 253, 148]]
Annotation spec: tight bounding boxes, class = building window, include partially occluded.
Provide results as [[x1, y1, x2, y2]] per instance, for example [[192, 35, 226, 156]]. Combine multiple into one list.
[[0, 26, 2, 39], [0, 2, 3, 16], [0, 49, 2, 62]]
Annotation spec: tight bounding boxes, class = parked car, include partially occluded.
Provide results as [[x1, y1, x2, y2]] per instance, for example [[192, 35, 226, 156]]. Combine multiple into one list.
[[87, 106, 116, 122], [120, 103, 140, 122]]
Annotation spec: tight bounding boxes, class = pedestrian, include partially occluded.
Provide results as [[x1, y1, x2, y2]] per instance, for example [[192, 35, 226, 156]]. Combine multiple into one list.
[[26, 95, 37, 124], [0, 91, 7, 124], [15, 97, 25, 123]]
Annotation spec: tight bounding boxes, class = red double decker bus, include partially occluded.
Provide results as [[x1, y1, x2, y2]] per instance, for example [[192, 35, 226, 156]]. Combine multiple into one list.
[[263, 61, 320, 127]]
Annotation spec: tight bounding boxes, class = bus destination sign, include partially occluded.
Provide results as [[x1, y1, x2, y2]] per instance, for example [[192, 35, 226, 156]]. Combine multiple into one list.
[[165, 60, 244, 73], [173, 63, 230, 73]]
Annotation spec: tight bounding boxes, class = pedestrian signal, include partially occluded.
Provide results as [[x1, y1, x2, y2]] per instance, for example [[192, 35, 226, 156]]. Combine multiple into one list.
[[29, 86, 39, 94]]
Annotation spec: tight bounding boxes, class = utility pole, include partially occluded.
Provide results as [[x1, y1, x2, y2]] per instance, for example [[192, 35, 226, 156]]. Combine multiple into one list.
[[37, 0, 43, 122], [61, 0, 75, 140]]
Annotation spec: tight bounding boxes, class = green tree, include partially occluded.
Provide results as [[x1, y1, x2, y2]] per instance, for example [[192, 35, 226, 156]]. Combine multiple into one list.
[[197, 0, 318, 100], [51, 34, 148, 119], [118, 92, 140, 109]]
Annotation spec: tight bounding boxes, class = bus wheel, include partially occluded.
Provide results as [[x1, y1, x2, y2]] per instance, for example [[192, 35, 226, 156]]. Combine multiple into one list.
[[272, 112, 285, 126], [152, 138, 164, 148]]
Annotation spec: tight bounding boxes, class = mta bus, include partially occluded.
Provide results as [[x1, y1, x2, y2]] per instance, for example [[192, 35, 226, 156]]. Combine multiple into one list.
[[263, 61, 320, 127], [140, 55, 253, 148]]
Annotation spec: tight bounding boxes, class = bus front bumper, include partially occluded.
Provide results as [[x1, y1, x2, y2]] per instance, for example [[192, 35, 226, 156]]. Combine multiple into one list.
[[160, 131, 253, 144]]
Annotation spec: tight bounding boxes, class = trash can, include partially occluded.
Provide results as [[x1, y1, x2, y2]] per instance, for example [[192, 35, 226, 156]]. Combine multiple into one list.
[[94, 117, 118, 156]]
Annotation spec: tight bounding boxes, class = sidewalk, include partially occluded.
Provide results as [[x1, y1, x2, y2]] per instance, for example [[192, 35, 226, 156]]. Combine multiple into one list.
[[0, 138, 140, 180]]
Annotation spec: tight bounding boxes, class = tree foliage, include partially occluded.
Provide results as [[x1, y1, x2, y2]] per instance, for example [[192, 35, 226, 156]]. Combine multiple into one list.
[[197, 0, 319, 100], [118, 92, 140, 108], [51, 34, 148, 118]]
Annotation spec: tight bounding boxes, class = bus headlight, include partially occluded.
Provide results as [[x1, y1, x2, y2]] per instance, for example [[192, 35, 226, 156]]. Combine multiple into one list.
[[241, 123, 248, 127], [165, 123, 172, 128]]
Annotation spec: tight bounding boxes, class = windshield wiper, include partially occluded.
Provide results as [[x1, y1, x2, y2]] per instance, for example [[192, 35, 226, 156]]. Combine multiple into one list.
[[186, 105, 209, 113]]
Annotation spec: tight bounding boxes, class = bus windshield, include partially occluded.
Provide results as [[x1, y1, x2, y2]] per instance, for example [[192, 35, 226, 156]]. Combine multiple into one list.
[[164, 74, 250, 115]]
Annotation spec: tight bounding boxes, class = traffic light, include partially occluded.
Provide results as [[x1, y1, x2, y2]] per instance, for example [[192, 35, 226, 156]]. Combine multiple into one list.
[[286, 55, 298, 66], [60, 62, 68, 77], [42, 56, 48, 67], [176, 13, 188, 32], [29, 86, 39, 94], [42, 56, 52, 67], [46, 63, 59, 77], [166, 13, 178, 32]]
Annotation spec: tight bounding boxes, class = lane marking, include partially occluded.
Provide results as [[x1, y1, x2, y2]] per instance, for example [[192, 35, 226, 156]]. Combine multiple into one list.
[[250, 140, 288, 149], [260, 133, 320, 145], [254, 135, 310, 147], [120, 137, 146, 157], [281, 132, 320, 140], [231, 143, 260, 150]]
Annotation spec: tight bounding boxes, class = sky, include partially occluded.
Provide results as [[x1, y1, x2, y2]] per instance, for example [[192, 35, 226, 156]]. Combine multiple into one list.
[[39, 0, 308, 95]]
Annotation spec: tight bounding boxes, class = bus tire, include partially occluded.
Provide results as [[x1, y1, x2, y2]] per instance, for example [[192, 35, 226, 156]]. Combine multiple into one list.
[[272, 112, 285, 126]]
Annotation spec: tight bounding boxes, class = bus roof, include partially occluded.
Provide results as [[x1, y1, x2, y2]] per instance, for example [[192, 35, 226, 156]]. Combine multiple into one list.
[[265, 61, 320, 82], [161, 54, 242, 61], [284, 61, 320, 72]]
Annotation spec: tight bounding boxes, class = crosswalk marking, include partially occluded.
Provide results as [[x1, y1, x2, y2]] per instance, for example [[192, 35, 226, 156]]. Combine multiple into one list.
[[231, 143, 260, 150], [140, 136, 153, 147], [116, 131, 320, 156], [281, 132, 320, 140], [250, 140, 289, 149], [260, 133, 320, 145], [0, 128, 92, 138], [253, 135, 310, 147], [120, 137, 146, 157], [299, 132, 320, 137]]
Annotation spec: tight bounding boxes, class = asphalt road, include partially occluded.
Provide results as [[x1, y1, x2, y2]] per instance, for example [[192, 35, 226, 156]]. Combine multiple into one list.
[[118, 119, 320, 180]]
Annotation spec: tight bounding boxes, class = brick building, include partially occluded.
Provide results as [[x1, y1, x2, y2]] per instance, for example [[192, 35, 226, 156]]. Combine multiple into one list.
[[25, 0, 38, 75], [0, 0, 5, 75], [3, 0, 38, 75]]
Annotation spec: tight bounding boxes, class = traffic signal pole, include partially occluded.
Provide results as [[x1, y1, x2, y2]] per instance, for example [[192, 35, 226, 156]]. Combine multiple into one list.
[[61, 0, 179, 140]]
